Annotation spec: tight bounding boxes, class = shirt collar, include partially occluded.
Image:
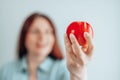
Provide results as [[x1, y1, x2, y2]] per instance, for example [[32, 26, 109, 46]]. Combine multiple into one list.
[[19, 56, 54, 73], [19, 56, 28, 72], [38, 56, 54, 73]]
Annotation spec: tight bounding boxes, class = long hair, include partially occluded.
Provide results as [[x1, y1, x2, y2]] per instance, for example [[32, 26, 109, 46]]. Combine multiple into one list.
[[17, 13, 64, 60]]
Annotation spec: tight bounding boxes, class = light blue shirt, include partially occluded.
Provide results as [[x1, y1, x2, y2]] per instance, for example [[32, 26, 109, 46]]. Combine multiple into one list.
[[0, 56, 70, 80]]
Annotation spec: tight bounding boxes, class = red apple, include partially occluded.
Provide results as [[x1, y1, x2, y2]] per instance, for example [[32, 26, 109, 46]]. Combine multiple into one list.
[[66, 21, 94, 47]]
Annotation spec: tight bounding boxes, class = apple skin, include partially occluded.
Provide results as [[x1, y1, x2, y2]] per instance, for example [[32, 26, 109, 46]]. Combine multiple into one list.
[[66, 21, 94, 47]]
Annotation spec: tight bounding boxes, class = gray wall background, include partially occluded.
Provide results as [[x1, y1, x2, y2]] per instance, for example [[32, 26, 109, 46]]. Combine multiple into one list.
[[0, 0, 120, 80]]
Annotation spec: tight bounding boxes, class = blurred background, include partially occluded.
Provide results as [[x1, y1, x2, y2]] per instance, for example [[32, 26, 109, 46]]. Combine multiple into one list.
[[0, 0, 120, 80]]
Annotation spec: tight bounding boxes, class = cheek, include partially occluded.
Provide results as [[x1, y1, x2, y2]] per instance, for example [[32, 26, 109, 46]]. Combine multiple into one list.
[[25, 33, 37, 50], [47, 35, 55, 48]]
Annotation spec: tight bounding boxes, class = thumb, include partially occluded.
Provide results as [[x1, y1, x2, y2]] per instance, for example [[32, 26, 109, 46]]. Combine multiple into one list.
[[84, 32, 92, 45], [84, 32, 94, 56]]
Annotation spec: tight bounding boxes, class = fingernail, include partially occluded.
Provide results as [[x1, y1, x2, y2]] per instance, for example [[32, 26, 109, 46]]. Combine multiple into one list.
[[70, 33, 74, 39], [84, 32, 88, 37]]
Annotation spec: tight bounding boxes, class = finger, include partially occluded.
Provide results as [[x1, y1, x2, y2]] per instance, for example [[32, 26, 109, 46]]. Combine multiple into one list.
[[69, 34, 86, 65], [64, 34, 75, 57], [84, 32, 94, 56], [64, 34, 70, 59], [81, 46, 88, 53], [64, 33, 75, 57], [69, 33, 83, 56], [64, 33, 76, 61], [64, 33, 72, 53]]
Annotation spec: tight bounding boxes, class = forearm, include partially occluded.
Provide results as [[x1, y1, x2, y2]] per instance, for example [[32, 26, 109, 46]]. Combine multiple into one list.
[[70, 67, 88, 80]]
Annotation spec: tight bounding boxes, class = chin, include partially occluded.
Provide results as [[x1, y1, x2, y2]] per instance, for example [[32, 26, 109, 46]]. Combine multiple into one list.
[[34, 50, 49, 57]]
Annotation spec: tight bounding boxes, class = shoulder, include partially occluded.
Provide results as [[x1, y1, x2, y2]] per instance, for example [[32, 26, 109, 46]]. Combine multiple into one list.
[[0, 60, 20, 79]]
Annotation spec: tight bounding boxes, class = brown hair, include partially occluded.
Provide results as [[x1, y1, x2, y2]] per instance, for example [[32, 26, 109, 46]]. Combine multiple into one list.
[[17, 13, 64, 60]]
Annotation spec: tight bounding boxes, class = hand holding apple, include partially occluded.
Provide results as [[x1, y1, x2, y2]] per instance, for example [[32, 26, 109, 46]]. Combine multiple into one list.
[[64, 21, 94, 80]]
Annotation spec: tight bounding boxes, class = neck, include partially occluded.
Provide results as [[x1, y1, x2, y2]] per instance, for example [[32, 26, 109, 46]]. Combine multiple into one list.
[[27, 53, 46, 73]]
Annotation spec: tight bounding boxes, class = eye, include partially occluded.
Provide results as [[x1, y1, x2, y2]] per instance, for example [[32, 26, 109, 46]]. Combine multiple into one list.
[[45, 29, 53, 34], [30, 29, 39, 34]]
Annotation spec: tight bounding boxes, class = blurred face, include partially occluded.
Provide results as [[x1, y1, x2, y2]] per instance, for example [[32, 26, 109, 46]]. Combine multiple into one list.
[[25, 17, 55, 58]]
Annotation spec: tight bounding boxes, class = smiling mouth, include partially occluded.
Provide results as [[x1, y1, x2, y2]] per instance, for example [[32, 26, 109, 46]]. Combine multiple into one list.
[[36, 43, 47, 48]]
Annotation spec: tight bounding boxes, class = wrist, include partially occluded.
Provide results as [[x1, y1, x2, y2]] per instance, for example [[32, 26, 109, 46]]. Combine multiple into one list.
[[70, 67, 88, 80]]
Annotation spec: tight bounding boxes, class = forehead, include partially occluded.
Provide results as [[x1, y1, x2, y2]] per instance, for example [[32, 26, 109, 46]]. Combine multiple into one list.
[[31, 17, 53, 30]]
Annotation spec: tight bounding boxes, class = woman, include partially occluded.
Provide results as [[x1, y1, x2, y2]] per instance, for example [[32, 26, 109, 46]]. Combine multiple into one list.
[[0, 13, 94, 80]]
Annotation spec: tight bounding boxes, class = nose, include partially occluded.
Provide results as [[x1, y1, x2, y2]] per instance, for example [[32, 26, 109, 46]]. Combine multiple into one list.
[[37, 32, 46, 41]]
